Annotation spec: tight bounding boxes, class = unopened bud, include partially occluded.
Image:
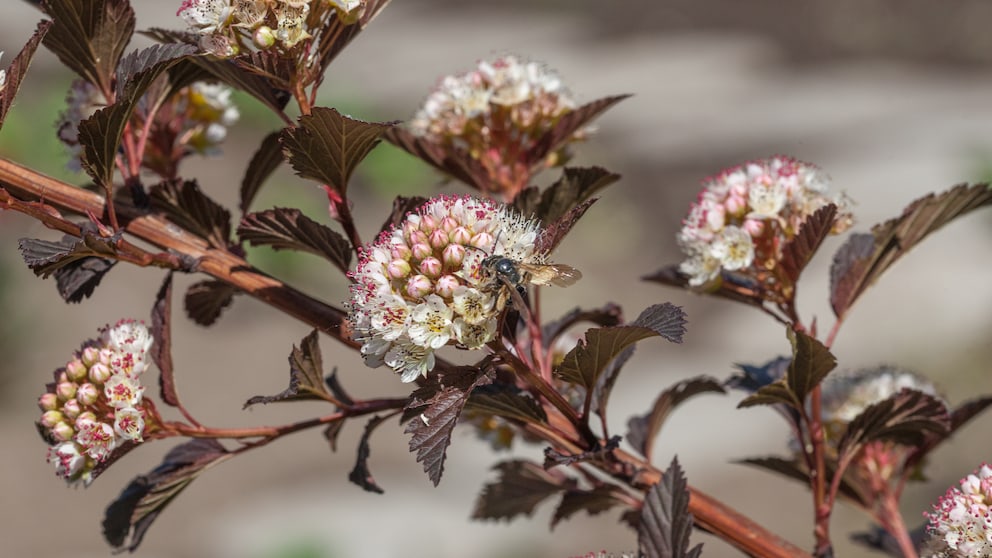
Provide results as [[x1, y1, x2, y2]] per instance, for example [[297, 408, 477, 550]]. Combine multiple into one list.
[[51, 421, 75, 442], [439, 216, 458, 233], [80, 346, 100, 367], [405, 275, 433, 299], [253, 25, 276, 49], [40, 410, 64, 429], [408, 230, 429, 247], [76, 383, 100, 406], [65, 358, 88, 382], [435, 275, 460, 298], [61, 399, 82, 420], [38, 393, 59, 412], [429, 229, 448, 250], [411, 242, 432, 261], [387, 259, 411, 279], [88, 362, 111, 384], [449, 226, 472, 246], [419, 215, 437, 232], [74, 412, 97, 429], [56, 382, 77, 402], [470, 232, 494, 250], [390, 244, 412, 261], [442, 244, 465, 267], [743, 218, 765, 237], [98, 348, 113, 366], [419, 257, 442, 278]]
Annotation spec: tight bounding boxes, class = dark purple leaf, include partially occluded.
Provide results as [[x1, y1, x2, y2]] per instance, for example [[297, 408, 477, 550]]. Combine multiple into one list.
[[904, 396, 992, 476], [780, 204, 838, 284], [471, 460, 570, 521], [627, 376, 725, 458], [187, 56, 290, 115], [238, 208, 351, 273], [739, 329, 836, 410], [103, 439, 231, 552], [405, 370, 493, 486], [244, 329, 330, 408], [54, 256, 116, 303], [237, 50, 293, 88], [527, 95, 630, 166], [42, 0, 134, 94], [535, 198, 596, 254], [638, 456, 703, 558], [114, 43, 196, 99], [736, 456, 871, 508], [642, 264, 768, 311], [556, 303, 687, 389], [19, 232, 118, 278], [183, 280, 238, 326], [830, 184, 992, 319], [725, 357, 791, 393], [313, 0, 391, 75], [150, 179, 232, 248], [541, 303, 624, 349], [324, 369, 355, 407], [551, 486, 623, 529], [592, 345, 636, 419], [151, 272, 177, 406], [382, 126, 490, 190], [348, 414, 391, 494], [280, 107, 395, 194], [0, 20, 52, 128], [838, 389, 950, 462], [378, 195, 429, 236], [239, 131, 284, 213], [515, 166, 620, 225], [466, 384, 547, 424], [323, 421, 345, 453], [544, 436, 621, 469]]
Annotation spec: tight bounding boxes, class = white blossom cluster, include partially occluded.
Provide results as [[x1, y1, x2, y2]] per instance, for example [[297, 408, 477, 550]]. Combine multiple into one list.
[[40, 320, 156, 486], [923, 464, 992, 558], [677, 156, 853, 287], [348, 195, 542, 382]]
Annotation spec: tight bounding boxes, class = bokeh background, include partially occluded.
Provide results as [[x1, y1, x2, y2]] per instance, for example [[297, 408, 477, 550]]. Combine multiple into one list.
[[2, 1, 992, 557]]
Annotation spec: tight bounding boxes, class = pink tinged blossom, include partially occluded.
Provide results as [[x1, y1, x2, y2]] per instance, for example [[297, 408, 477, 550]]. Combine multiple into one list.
[[369, 295, 412, 342], [74, 411, 97, 427], [429, 229, 449, 249], [48, 442, 85, 480], [747, 183, 787, 217], [384, 341, 436, 383], [104, 374, 145, 409], [442, 244, 466, 268], [411, 242, 432, 261], [387, 258, 411, 279], [452, 317, 498, 349], [743, 218, 765, 237], [925, 463, 992, 557], [114, 407, 146, 442], [74, 420, 116, 461], [711, 226, 754, 271], [452, 286, 495, 325], [104, 319, 154, 356], [409, 295, 454, 349]]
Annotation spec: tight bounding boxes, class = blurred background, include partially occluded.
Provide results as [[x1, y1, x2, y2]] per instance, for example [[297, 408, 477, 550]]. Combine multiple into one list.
[[2, 1, 992, 557]]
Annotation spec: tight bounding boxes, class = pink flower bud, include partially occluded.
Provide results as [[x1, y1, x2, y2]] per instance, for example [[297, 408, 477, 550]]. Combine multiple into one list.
[[88, 363, 111, 384], [75, 412, 97, 428], [80, 346, 100, 367], [56, 382, 77, 402], [402, 219, 419, 241], [252, 25, 276, 49], [38, 393, 59, 411], [419, 215, 437, 232], [98, 348, 113, 366], [387, 259, 411, 279], [419, 257, 442, 278], [429, 229, 448, 250], [405, 275, 433, 299], [51, 421, 74, 442], [435, 275, 460, 298], [743, 218, 765, 237], [390, 244, 412, 260], [439, 216, 458, 232], [442, 244, 465, 268], [40, 410, 64, 429], [470, 232, 494, 250], [76, 383, 100, 406], [725, 194, 747, 216], [61, 399, 81, 420], [66, 358, 88, 382], [449, 226, 472, 246], [408, 230, 429, 246], [411, 242, 432, 261], [56, 370, 69, 384]]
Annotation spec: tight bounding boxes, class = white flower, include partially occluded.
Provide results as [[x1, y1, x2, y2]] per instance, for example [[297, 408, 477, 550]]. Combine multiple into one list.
[[369, 293, 413, 341], [452, 317, 497, 349], [104, 373, 145, 408], [179, 0, 235, 34], [114, 407, 145, 442], [48, 442, 86, 480], [74, 420, 117, 461], [710, 226, 754, 271], [103, 319, 154, 356], [679, 252, 722, 287], [384, 340, 436, 383], [452, 286, 495, 325], [409, 294, 454, 349], [924, 463, 992, 557], [747, 182, 787, 217]]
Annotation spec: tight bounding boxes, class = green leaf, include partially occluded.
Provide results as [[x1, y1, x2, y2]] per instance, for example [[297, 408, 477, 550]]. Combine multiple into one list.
[[103, 439, 232, 552], [280, 107, 394, 194], [239, 131, 284, 213], [555, 303, 687, 389], [471, 460, 570, 521], [627, 376, 725, 459], [830, 183, 992, 318], [244, 330, 331, 408], [0, 20, 52, 128], [42, 0, 134, 94], [739, 328, 836, 411], [183, 280, 238, 326], [638, 456, 703, 558], [238, 208, 351, 274], [151, 273, 177, 406], [837, 389, 949, 462]]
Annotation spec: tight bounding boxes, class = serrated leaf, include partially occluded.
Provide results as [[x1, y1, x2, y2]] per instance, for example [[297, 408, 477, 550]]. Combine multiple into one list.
[[237, 50, 293, 89], [349, 414, 390, 494], [382, 126, 491, 189], [627, 376, 725, 458], [0, 20, 52, 128], [541, 303, 624, 349], [42, 0, 134, 94], [150, 179, 232, 248], [239, 132, 284, 212], [592, 345, 636, 419], [780, 204, 838, 284], [837, 389, 949, 462], [238, 208, 351, 273], [738, 329, 836, 411], [556, 303, 687, 389], [53, 256, 116, 303], [312, 0, 391, 75], [551, 486, 623, 529], [114, 43, 196, 100], [151, 273, 177, 406], [471, 460, 570, 521], [515, 166, 620, 225], [281, 107, 394, 194], [643, 264, 768, 311], [466, 384, 547, 424], [184, 280, 238, 326], [103, 439, 231, 552], [184, 56, 290, 115], [378, 195, 429, 236], [535, 198, 596, 254], [405, 370, 492, 486], [639, 456, 702, 558], [527, 95, 630, 165], [830, 184, 992, 318], [244, 329, 330, 408], [19, 232, 118, 278]]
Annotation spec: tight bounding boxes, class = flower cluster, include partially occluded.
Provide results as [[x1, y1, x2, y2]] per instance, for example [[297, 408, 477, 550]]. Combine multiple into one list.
[[348, 195, 544, 382], [177, 0, 364, 58], [57, 79, 238, 173], [39, 320, 157, 486], [408, 55, 584, 198], [923, 463, 992, 558], [677, 156, 854, 287]]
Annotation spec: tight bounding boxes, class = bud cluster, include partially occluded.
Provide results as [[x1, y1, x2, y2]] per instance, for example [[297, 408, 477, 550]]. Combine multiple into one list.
[[177, 0, 364, 58], [348, 195, 543, 382], [57, 79, 239, 174], [923, 463, 992, 558], [677, 156, 854, 287], [408, 55, 584, 197], [39, 320, 158, 486]]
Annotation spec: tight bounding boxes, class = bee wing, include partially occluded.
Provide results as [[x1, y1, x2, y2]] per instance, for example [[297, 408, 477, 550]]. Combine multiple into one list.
[[520, 263, 582, 287]]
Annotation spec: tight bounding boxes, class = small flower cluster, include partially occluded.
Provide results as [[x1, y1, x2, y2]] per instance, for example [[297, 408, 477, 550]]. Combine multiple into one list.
[[923, 463, 992, 558], [677, 156, 853, 287], [57, 79, 238, 173], [177, 0, 364, 58], [408, 55, 583, 197], [348, 195, 543, 382], [39, 320, 157, 486]]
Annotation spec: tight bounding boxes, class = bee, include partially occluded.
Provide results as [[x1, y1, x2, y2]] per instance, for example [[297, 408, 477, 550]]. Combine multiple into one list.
[[480, 254, 582, 312]]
